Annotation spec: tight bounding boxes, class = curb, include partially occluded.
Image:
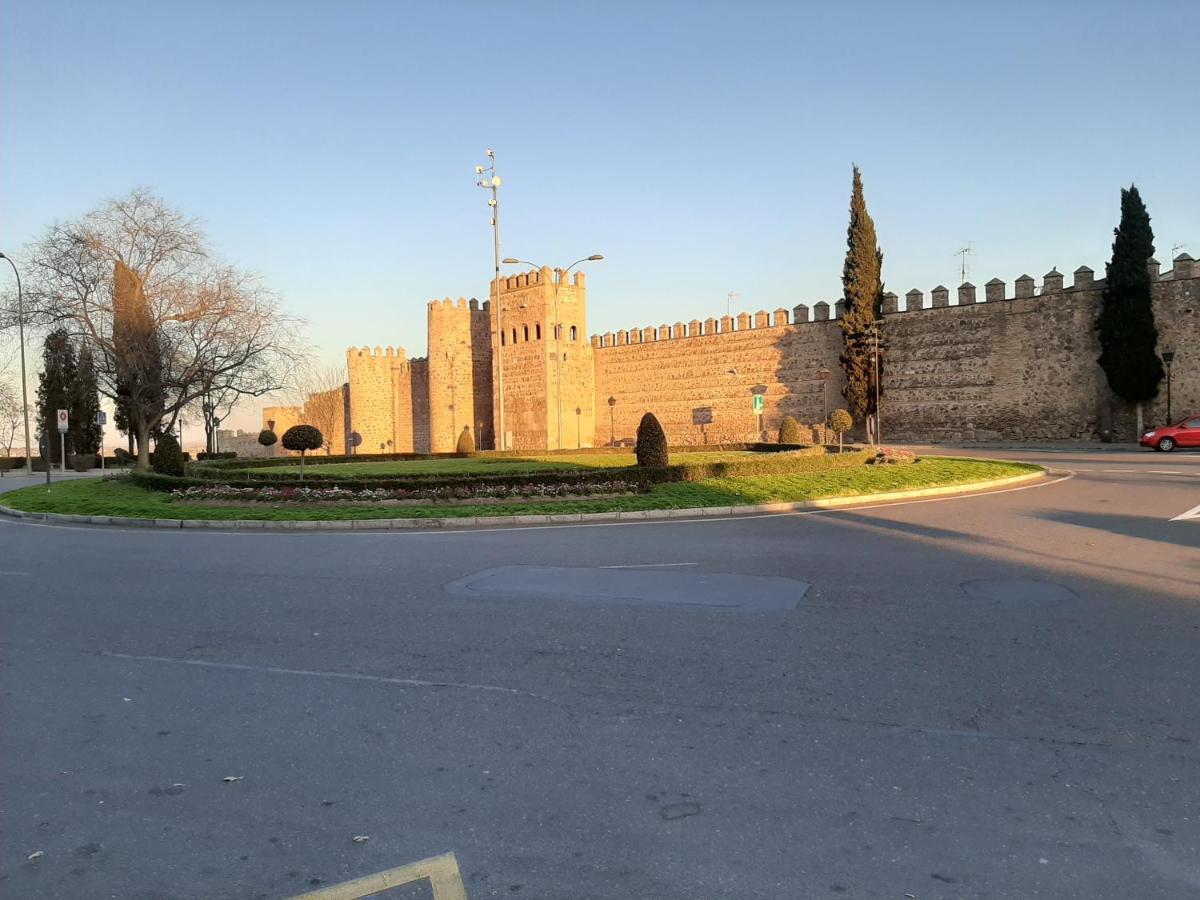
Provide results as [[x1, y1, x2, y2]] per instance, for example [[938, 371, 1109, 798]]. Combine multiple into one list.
[[0, 468, 1048, 532]]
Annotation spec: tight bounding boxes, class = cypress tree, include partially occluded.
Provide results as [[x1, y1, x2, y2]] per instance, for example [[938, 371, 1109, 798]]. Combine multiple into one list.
[[839, 165, 884, 438], [72, 340, 103, 455], [36, 329, 78, 465], [1097, 185, 1163, 434]]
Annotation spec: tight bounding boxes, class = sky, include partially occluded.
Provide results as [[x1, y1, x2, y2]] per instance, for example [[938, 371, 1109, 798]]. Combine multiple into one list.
[[2, 0, 1197, 438]]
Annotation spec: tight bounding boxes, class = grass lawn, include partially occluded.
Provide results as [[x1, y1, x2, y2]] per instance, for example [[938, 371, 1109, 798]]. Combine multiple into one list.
[[1, 458, 1040, 522], [213, 450, 763, 477]]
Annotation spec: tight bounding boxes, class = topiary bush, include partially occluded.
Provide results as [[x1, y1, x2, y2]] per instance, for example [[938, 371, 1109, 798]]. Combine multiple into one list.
[[456, 426, 475, 455], [634, 413, 669, 467], [257, 429, 278, 448], [828, 408, 853, 453], [281, 424, 324, 479], [151, 433, 185, 476], [778, 416, 805, 444]]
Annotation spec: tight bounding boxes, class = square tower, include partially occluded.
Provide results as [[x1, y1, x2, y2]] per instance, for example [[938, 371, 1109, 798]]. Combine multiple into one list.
[[492, 266, 595, 450]]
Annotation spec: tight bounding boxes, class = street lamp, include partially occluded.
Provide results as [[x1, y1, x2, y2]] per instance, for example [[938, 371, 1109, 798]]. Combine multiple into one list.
[[0, 252, 33, 474], [1163, 350, 1175, 423], [864, 322, 883, 444], [575, 406, 582, 448], [502, 254, 604, 450], [607, 395, 616, 446], [476, 150, 505, 449]]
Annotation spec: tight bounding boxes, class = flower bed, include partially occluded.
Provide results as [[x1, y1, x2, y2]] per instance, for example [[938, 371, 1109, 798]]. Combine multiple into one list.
[[171, 478, 642, 504]]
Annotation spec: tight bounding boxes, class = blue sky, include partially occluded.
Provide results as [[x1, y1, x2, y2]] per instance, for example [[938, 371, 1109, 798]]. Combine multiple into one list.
[[3, 0, 1197, 421]]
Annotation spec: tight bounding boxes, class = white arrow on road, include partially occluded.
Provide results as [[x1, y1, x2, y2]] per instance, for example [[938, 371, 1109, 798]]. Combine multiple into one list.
[[1170, 502, 1200, 522]]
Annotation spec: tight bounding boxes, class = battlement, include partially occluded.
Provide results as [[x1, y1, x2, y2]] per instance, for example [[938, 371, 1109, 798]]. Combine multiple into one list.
[[348, 345, 406, 358], [589, 252, 1198, 347], [496, 267, 587, 294]]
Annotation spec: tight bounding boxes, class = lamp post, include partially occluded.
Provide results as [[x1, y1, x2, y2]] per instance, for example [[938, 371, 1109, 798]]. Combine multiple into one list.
[[1163, 350, 1175, 423], [607, 395, 616, 446], [476, 150, 505, 449], [0, 252, 33, 475], [818, 368, 831, 432], [575, 406, 582, 448], [502, 254, 603, 450], [865, 322, 882, 444]]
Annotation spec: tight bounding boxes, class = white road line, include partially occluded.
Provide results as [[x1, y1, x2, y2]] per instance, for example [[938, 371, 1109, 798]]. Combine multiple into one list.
[[1, 472, 1075, 537], [599, 562, 697, 569], [1170, 503, 1200, 522], [100, 651, 560, 705], [0, 570, 32, 576], [1147, 470, 1185, 475]]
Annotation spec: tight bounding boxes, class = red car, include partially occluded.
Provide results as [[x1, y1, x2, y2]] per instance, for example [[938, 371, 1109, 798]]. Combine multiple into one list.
[[1141, 416, 1200, 451]]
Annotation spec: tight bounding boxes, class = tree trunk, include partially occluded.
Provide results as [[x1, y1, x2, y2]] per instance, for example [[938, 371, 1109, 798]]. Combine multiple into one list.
[[1135, 402, 1143, 441], [135, 420, 152, 471], [299, 450, 305, 481]]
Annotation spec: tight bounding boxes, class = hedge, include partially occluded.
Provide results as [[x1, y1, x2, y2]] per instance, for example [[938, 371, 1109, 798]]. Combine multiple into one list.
[[132, 448, 876, 494]]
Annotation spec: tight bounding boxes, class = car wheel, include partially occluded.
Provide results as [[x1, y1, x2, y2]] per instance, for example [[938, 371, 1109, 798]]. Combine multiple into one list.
[[1158, 437, 1176, 452]]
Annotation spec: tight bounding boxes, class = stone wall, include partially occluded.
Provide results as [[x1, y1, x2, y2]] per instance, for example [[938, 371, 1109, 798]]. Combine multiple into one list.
[[592, 257, 1198, 445], [594, 308, 845, 446]]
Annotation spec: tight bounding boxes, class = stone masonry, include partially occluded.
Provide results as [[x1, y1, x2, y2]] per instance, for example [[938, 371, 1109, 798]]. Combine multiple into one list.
[[266, 255, 1199, 449]]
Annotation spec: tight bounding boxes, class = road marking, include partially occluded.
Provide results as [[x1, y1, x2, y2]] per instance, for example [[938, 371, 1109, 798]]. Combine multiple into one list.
[[0, 570, 32, 576], [1, 472, 1074, 537], [1147, 470, 1185, 475], [289, 852, 467, 900], [99, 651, 560, 705], [599, 562, 697, 568], [1170, 503, 1200, 522]]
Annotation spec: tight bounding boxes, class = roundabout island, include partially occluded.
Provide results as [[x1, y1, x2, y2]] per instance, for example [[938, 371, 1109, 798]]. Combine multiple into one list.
[[0, 444, 1041, 528]]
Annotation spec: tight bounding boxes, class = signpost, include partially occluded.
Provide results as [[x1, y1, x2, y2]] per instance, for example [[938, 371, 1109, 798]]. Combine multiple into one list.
[[96, 410, 107, 470], [56, 408, 68, 473], [692, 406, 714, 444], [750, 386, 767, 438]]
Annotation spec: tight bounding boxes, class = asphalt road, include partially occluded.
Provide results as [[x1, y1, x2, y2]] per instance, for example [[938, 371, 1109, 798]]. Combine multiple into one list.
[[1, 448, 1198, 899]]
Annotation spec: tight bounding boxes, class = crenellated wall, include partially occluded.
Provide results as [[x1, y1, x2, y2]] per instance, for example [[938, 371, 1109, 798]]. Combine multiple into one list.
[[274, 254, 1198, 452], [592, 255, 1198, 444]]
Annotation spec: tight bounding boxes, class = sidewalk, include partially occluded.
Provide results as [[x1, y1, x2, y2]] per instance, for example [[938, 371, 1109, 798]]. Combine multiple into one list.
[[893, 441, 1147, 454], [0, 468, 120, 495]]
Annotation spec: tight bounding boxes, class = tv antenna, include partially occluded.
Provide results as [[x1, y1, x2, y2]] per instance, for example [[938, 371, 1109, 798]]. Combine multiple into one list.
[[1171, 242, 1188, 259], [953, 242, 975, 284], [726, 290, 740, 318]]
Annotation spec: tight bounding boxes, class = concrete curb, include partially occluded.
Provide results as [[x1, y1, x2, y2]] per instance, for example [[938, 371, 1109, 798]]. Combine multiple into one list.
[[0, 468, 1048, 532]]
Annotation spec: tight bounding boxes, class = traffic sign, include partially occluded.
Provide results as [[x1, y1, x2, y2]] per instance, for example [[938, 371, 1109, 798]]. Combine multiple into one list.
[[57, 409, 69, 433], [96, 411, 107, 426], [752, 395, 765, 414]]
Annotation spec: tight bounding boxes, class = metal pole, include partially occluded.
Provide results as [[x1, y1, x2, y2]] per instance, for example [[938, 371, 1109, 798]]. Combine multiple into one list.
[[1166, 361, 1173, 422], [60, 430, 66, 473], [491, 157, 505, 450], [0, 255, 33, 475], [873, 328, 881, 444]]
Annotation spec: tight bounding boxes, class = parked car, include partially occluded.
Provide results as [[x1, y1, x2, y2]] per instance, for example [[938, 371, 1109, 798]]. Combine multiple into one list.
[[1141, 416, 1200, 451]]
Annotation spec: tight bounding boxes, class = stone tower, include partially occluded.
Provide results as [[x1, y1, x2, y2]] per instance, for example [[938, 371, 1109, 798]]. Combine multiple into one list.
[[426, 298, 494, 452], [492, 266, 595, 450]]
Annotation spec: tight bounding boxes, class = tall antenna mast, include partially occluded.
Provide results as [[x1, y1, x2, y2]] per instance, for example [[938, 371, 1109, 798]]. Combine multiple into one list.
[[727, 291, 739, 318], [953, 242, 975, 284]]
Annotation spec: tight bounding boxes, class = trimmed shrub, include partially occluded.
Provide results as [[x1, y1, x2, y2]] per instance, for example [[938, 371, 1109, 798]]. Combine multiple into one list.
[[151, 433, 185, 477], [455, 426, 475, 455], [113, 447, 132, 466], [257, 429, 278, 447], [635, 413, 669, 468], [778, 416, 805, 444], [281, 424, 324, 479], [196, 451, 238, 461], [828, 408, 853, 453]]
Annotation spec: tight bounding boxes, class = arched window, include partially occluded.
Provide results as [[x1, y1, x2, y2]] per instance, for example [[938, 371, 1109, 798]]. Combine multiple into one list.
[[570, 325, 578, 341], [512, 328, 517, 344], [535, 323, 542, 340], [523, 325, 529, 342]]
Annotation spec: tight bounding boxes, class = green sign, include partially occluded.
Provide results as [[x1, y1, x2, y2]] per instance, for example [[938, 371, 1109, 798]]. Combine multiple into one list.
[[752, 395, 765, 413]]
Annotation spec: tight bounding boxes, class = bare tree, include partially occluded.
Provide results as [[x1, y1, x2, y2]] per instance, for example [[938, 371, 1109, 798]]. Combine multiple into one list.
[[16, 189, 304, 470], [0, 377, 23, 472], [292, 363, 347, 454]]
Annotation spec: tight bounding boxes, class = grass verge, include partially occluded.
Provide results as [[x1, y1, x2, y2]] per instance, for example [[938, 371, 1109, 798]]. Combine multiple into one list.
[[1, 458, 1041, 522]]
